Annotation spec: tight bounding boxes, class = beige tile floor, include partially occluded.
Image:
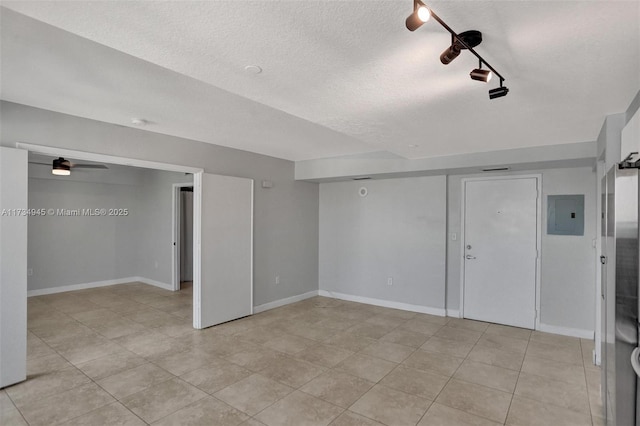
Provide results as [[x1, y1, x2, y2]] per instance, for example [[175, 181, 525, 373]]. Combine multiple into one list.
[[1, 282, 603, 426]]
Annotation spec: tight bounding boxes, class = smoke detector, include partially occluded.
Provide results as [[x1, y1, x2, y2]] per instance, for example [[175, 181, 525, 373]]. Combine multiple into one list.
[[131, 118, 148, 126]]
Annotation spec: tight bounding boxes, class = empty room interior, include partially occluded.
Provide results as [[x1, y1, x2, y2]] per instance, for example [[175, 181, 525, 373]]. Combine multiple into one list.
[[0, 1, 639, 426]]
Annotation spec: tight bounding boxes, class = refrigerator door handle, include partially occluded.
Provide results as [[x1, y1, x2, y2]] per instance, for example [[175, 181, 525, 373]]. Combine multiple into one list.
[[631, 347, 640, 377]]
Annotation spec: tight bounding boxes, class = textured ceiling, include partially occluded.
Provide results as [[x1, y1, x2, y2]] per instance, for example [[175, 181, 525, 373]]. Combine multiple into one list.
[[1, 1, 639, 161]]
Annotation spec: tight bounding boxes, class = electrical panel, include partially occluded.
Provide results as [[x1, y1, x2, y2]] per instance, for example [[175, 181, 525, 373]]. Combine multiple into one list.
[[547, 194, 585, 236]]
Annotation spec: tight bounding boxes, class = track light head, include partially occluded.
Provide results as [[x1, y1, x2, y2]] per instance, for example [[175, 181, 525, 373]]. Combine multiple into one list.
[[406, 2, 430, 31], [440, 31, 482, 65], [489, 86, 509, 99], [417, 6, 430, 21], [470, 68, 492, 82], [440, 44, 461, 65]]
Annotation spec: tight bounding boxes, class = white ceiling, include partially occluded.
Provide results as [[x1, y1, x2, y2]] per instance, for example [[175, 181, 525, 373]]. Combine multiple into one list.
[[1, 1, 639, 162]]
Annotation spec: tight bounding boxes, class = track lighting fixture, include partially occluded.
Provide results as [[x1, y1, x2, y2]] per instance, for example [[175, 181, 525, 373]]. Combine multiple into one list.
[[489, 84, 509, 99], [470, 68, 492, 82], [405, 1, 509, 99], [405, 0, 431, 31], [470, 61, 493, 82], [440, 31, 482, 66], [440, 44, 461, 65]]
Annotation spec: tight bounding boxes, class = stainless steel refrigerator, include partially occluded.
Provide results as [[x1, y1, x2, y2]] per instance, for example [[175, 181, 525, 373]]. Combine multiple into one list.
[[601, 158, 639, 426]]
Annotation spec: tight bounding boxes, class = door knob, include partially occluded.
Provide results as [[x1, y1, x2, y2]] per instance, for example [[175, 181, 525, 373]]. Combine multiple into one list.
[[465, 255, 476, 260]]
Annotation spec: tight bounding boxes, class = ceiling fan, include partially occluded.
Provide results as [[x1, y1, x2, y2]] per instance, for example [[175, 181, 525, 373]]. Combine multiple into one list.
[[29, 157, 109, 176]]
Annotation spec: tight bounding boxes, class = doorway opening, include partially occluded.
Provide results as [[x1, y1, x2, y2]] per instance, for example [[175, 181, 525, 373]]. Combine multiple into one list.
[[173, 184, 194, 291], [3, 143, 254, 390], [17, 142, 204, 328]]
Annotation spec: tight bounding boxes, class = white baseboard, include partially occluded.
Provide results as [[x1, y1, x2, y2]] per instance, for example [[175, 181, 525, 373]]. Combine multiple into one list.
[[27, 277, 140, 297], [253, 290, 319, 314], [135, 277, 173, 291], [446, 309, 461, 318], [538, 323, 594, 340], [318, 290, 446, 317], [28, 276, 174, 297]]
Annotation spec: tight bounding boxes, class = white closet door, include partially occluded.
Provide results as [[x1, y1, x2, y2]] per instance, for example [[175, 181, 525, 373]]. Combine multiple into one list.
[[196, 173, 253, 329], [0, 147, 28, 387]]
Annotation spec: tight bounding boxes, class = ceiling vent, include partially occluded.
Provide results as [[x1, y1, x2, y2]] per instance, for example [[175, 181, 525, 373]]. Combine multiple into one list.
[[482, 167, 510, 172]]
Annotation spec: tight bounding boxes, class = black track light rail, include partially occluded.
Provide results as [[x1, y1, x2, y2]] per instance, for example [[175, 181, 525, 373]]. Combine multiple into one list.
[[417, 0, 505, 85]]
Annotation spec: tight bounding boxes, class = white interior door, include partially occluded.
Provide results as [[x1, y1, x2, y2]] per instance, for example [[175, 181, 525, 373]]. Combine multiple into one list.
[[0, 147, 28, 387], [196, 173, 253, 329], [463, 177, 538, 329]]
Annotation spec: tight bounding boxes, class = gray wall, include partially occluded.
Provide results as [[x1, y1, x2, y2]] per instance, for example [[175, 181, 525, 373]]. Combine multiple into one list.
[[595, 89, 640, 168], [626, 91, 640, 126], [447, 167, 597, 333], [2, 101, 319, 306], [319, 176, 447, 311], [135, 169, 192, 285], [319, 169, 597, 333], [28, 177, 138, 290], [27, 165, 191, 291], [596, 114, 626, 171], [296, 142, 596, 182], [0, 147, 28, 388]]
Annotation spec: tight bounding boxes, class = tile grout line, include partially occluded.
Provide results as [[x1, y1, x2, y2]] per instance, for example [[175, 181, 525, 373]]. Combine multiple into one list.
[[580, 338, 598, 426], [48, 308, 149, 426], [410, 318, 458, 426], [22, 291, 598, 426], [425, 323, 518, 425], [22, 305, 115, 426], [519, 333, 598, 422], [248, 311, 425, 425], [25, 286, 190, 426], [4, 389, 30, 426], [144, 377, 210, 425], [503, 330, 532, 425]]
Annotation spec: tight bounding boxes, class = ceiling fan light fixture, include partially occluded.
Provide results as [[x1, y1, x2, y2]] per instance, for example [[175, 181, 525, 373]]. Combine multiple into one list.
[[406, 1, 430, 31], [52, 157, 71, 175]]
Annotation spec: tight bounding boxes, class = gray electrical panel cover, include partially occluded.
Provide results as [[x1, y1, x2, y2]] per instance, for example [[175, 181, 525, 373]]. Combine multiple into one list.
[[547, 194, 584, 236]]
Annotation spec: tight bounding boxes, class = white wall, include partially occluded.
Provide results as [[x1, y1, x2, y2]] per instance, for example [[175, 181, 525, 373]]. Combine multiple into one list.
[[2, 101, 319, 306], [447, 167, 597, 335], [319, 176, 447, 313]]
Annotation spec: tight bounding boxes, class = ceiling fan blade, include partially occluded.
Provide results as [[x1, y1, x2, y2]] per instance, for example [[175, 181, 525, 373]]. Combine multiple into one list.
[[71, 164, 109, 169], [28, 162, 51, 166]]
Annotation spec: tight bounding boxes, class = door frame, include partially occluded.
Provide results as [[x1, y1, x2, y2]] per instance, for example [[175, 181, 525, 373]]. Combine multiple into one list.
[[594, 159, 605, 366], [459, 174, 542, 330], [16, 142, 206, 328], [172, 183, 194, 292]]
